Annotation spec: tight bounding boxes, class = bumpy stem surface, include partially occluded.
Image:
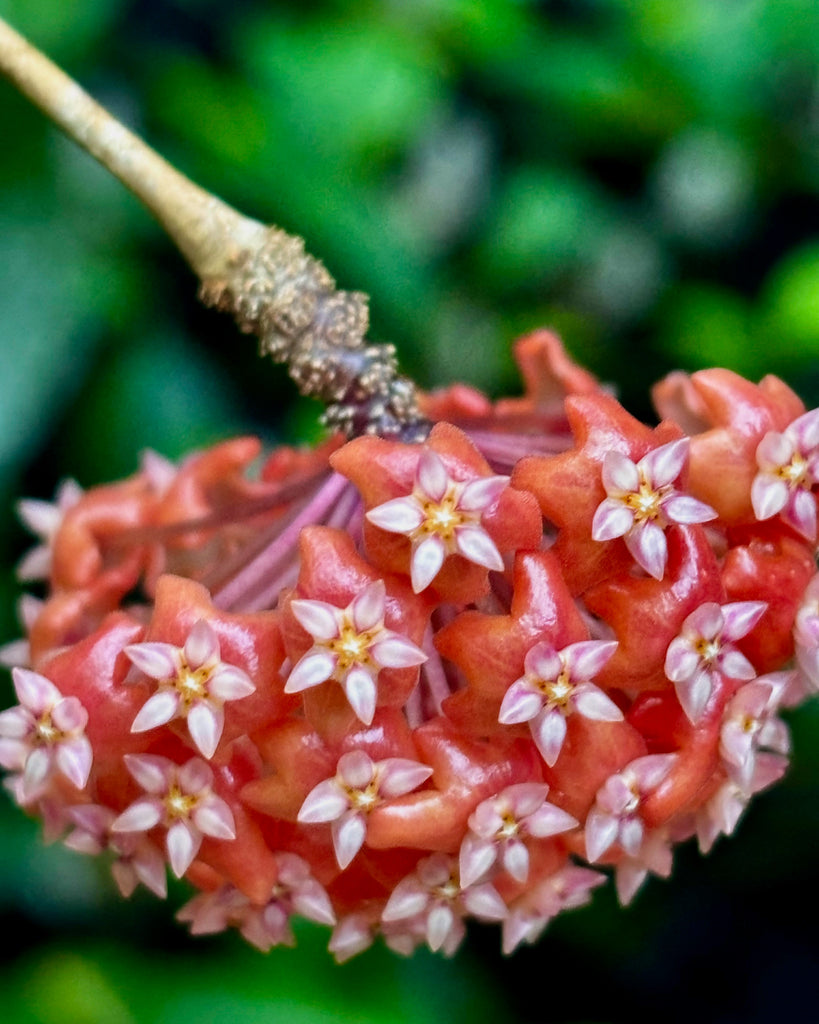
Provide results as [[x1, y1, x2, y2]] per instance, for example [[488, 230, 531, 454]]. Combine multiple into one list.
[[0, 16, 428, 439]]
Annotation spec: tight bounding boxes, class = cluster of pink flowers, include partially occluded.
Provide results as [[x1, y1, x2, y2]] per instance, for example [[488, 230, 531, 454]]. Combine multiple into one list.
[[1, 330, 817, 959]]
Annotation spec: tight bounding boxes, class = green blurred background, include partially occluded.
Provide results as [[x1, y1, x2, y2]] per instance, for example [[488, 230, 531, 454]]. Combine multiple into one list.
[[2, 1, 819, 1021]]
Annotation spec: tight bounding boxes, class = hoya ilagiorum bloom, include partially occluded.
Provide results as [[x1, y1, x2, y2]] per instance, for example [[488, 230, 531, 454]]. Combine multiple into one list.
[[3, 329, 819, 959]]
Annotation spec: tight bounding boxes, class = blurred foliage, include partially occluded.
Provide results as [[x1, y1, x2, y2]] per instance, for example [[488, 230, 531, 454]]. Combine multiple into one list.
[[1, 0, 819, 1021]]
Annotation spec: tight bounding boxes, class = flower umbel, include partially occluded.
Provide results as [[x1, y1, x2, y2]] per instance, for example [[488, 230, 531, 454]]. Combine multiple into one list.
[[366, 448, 509, 592], [286, 581, 426, 725], [592, 439, 717, 579], [3, 331, 817, 959]]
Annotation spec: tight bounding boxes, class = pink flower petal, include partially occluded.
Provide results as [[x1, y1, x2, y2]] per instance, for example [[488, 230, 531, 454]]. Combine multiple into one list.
[[112, 799, 163, 833], [55, 737, 92, 790], [786, 488, 817, 541], [675, 668, 713, 723], [178, 758, 213, 794], [721, 601, 767, 642], [132, 846, 168, 899], [573, 682, 624, 722], [664, 637, 701, 683], [332, 810, 367, 869], [454, 524, 504, 571], [377, 758, 432, 798], [411, 534, 446, 592], [284, 651, 336, 693], [12, 667, 60, 714], [498, 680, 543, 725], [342, 667, 378, 725], [506, 782, 550, 818], [123, 754, 171, 794], [791, 408, 819, 449], [625, 519, 667, 579], [337, 750, 375, 789], [630, 753, 677, 791], [427, 902, 457, 952], [758, 430, 794, 467], [718, 649, 757, 681], [458, 475, 509, 512], [187, 702, 224, 759], [563, 640, 618, 681], [585, 809, 620, 862], [417, 449, 450, 503], [351, 580, 386, 633], [618, 816, 644, 857], [167, 820, 201, 877], [131, 691, 180, 733], [22, 746, 52, 796], [290, 599, 341, 642], [124, 643, 180, 681], [662, 494, 717, 525], [601, 451, 640, 494], [298, 780, 349, 823], [0, 707, 33, 739], [531, 707, 568, 767], [459, 833, 498, 888], [751, 474, 789, 521], [524, 642, 562, 680], [382, 878, 429, 921], [501, 838, 530, 883], [641, 438, 689, 488], [184, 620, 219, 670], [291, 880, 337, 926], [591, 499, 634, 542], [51, 696, 88, 733], [525, 803, 578, 838], [207, 665, 255, 701], [370, 633, 427, 669], [462, 882, 508, 921], [192, 797, 236, 840], [366, 497, 425, 535]]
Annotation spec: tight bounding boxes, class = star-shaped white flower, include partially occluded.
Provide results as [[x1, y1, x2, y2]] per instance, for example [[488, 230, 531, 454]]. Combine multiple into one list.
[[664, 601, 766, 723], [458, 782, 578, 888], [15, 478, 83, 581], [382, 852, 507, 954], [124, 620, 255, 759], [112, 754, 236, 878], [591, 438, 717, 580], [719, 673, 791, 790], [366, 448, 510, 593], [502, 864, 606, 954], [584, 754, 677, 863], [285, 580, 426, 726], [297, 750, 433, 869], [65, 803, 168, 899], [0, 667, 92, 802], [751, 408, 819, 541], [694, 752, 788, 854], [177, 853, 335, 951], [498, 639, 621, 766]]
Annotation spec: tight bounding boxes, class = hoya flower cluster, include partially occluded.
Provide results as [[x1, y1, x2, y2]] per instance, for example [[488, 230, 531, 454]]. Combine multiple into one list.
[[2, 330, 818, 959]]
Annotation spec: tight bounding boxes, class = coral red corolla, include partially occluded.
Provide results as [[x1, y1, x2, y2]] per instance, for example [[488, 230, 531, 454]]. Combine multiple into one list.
[[2, 330, 818, 958]]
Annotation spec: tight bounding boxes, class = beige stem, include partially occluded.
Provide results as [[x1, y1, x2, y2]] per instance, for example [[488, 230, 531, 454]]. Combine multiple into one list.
[[0, 15, 266, 278]]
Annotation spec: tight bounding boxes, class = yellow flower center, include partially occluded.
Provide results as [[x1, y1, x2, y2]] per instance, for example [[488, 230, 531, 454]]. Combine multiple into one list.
[[35, 711, 60, 745], [694, 638, 721, 663], [165, 784, 197, 820], [420, 494, 467, 541], [624, 480, 665, 523], [537, 670, 574, 709], [778, 452, 810, 489], [330, 623, 377, 671], [348, 781, 381, 813], [175, 663, 210, 705]]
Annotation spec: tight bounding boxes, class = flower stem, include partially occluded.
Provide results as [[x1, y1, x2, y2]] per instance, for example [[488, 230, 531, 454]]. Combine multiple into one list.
[[0, 16, 428, 439]]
